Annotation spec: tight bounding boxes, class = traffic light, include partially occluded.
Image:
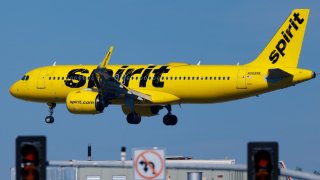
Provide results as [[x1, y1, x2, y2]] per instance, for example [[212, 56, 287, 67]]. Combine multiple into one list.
[[248, 142, 279, 180], [16, 136, 46, 180]]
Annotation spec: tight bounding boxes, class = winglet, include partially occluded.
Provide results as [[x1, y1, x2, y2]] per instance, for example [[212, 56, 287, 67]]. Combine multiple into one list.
[[99, 46, 114, 68]]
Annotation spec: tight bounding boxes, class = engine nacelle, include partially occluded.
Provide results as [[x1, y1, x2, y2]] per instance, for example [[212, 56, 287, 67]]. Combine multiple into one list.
[[122, 105, 161, 117], [66, 90, 104, 114]]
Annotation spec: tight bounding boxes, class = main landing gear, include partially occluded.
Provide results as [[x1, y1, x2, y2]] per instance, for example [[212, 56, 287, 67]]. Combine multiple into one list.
[[45, 103, 56, 124], [162, 105, 178, 126], [126, 111, 141, 124], [126, 105, 178, 126]]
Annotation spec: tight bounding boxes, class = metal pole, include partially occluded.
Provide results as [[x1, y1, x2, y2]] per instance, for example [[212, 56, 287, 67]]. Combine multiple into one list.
[[88, 144, 91, 161], [187, 172, 202, 180], [121, 146, 126, 161]]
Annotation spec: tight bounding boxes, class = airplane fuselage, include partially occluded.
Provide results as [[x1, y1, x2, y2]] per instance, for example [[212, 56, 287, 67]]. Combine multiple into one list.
[[10, 63, 314, 105]]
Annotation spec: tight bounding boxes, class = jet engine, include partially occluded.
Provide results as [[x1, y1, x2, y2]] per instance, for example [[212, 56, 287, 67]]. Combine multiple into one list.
[[66, 90, 104, 114], [121, 105, 161, 117]]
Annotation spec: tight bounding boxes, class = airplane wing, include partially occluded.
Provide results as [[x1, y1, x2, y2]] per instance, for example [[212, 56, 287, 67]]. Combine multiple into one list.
[[91, 46, 152, 106], [92, 67, 152, 102], [135, 89, 180, 104], [91, 46, 180, 111]]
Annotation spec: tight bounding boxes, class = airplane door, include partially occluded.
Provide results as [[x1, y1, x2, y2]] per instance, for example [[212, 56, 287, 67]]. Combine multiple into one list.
[[37, 70, 47, 89], [236, 69, 247, 89]]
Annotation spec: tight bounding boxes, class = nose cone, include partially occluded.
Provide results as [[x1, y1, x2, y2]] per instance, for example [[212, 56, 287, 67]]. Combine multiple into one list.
[[10, 82, 20, 98]]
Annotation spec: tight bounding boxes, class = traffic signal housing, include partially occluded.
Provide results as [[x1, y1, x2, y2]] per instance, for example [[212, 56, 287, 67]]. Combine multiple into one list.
[[16, 136, 46, 180], [248, 142, 279, 180]]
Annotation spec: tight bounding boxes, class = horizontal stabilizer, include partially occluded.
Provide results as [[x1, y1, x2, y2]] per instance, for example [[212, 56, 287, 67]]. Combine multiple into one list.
[[266, 68, 292, 83]]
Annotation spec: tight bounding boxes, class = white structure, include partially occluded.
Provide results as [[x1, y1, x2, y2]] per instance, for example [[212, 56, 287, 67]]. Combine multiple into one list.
[[11, 159, 320, 180]]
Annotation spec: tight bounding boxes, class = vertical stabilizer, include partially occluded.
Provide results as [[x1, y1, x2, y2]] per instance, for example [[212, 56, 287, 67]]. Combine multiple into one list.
[[248, 9, 309, 68]]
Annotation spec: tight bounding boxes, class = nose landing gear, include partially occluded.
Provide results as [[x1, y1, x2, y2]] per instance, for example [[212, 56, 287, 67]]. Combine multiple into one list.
[[45, 103, 56, 124]]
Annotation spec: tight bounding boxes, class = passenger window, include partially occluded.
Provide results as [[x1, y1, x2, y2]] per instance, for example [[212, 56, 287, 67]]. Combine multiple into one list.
[[26, 76, 29, 80], [62, 77, 64, 80], [210, 77, 212, 80], [188, 77, 190, 80], [49, 77, 51, 80], [53, 77, 55, 80], [205, 77, 207, 80], [57, 77, 60, 80], [227, 77, 230, 80], [214, 77, 216, 80], [183, 77, 186, 80], [223, 77, 225, 80], [192, 77, 194, 80], [218, 77, 221, 80]]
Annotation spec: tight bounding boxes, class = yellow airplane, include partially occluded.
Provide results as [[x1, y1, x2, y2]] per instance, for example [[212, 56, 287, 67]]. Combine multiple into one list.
[[10, 9, 316, 125]]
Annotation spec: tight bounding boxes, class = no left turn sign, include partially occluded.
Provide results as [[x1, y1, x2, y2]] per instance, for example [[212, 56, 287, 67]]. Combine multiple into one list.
[[133, 149, 165, 180]]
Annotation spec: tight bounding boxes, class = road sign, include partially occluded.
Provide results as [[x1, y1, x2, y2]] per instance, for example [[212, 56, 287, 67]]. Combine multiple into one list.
[[133, 149, 165, 180]]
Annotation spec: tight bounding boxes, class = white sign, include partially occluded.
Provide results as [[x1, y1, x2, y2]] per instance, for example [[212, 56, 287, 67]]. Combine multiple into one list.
[[87, 176, 101, 180], [133, 149, 165, 180], [113, 176, 126, 180]]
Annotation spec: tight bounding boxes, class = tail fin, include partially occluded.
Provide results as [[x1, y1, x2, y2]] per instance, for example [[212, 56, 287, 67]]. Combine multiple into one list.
[[248, 9, 309, 68]]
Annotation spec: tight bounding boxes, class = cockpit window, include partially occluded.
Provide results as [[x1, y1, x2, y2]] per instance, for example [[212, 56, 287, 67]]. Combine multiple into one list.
[[21, 75, 30, 81]]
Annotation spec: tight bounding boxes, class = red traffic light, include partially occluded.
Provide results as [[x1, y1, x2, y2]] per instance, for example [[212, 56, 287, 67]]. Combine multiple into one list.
[[16, 136, 46, 180], [248, 142, 279, 180], [254, 150, 272, 180], [21, 144, 39, 164]]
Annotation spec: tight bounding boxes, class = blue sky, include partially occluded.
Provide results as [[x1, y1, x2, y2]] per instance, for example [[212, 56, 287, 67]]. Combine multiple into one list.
[[1, 0, 320, 178]]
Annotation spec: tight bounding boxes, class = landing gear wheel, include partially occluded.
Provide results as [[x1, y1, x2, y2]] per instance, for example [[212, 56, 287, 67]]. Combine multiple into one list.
[[45, 116, 54, 124], [163, 114, 178, 126], [127, 112, 141, 124], [45, 103, 56, 124], [162, 105, 178, 126]]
